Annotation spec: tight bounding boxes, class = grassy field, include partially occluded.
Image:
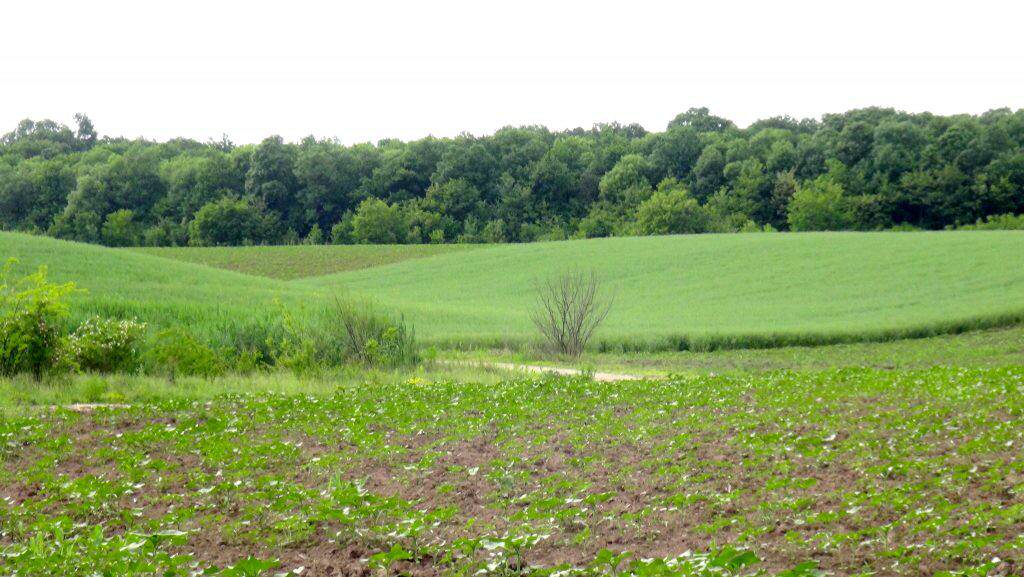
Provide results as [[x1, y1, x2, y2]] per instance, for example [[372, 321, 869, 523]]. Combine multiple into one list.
[[303, 232, 1024, 350], [454, 324, 1024, 375], [0, 232, 325, 348], [4, 231, 1024, 576], [6, 231, 1024, 353], [2, 368, 1021, 575], [131, 243, 479, 280]]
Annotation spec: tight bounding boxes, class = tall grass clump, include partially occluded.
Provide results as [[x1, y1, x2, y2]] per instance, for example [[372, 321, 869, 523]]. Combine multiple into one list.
[[274, 299, 417, 372], [133, 300, 418, 377], [332, 300, 417, 367], [143, 327, 229, 380]]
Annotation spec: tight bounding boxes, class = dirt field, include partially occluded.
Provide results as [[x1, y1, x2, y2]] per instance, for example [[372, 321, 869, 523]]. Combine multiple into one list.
[[2, 369, 1022, 576]]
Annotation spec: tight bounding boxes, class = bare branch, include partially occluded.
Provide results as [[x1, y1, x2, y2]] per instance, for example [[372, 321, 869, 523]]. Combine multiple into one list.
[[530, 270, 612, 358]]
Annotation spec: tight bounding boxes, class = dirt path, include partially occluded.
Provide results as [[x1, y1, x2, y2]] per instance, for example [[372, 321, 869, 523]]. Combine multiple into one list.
[[438, 360, 647, 382], [49, 403, 132, 413]]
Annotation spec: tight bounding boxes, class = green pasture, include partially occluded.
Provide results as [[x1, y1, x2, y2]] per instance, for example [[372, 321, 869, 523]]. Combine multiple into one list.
[[306, 231, 1024, 349], [131, 243, 478, 280], [5, 230, 1024, 351]]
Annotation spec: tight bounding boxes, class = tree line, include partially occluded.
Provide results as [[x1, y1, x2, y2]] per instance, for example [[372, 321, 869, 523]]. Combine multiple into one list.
[[1, 107, 1023, 247]]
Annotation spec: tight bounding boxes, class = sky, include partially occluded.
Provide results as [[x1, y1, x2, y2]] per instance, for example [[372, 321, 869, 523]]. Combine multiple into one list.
[[2, 0, 1022, 145]]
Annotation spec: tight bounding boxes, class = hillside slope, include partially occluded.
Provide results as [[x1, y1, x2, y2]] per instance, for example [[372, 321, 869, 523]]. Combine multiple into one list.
[[303, 232, 1024, 349], [7, 231, 1024, 351], [0, 233, 319, 340], [131, 244, 480, 280]]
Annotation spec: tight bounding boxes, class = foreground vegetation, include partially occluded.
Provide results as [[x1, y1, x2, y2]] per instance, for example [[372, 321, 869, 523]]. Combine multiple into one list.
[[0, 235, 418, 379], [3, 107, 1024, 250], [2, 368, 1021, 576], [0, 364, 513, 409]]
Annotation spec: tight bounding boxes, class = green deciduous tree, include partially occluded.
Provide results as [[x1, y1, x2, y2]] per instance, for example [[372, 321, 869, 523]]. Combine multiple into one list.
[[787, 177, 852, 231], [101, 209, 143, 247], [636, 181, 711, 235], [189, 197, 269, 246], [352, 198, 407, 244]]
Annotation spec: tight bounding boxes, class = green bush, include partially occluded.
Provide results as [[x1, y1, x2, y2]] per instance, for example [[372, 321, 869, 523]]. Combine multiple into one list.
[[272, 299, 417, 371], [330, 212, 355, 244], [66, 316, 146, 373], [200, 318, 275, 370], [332, 301, 417, 368], [0, 260, 76, 379], [889, 222, 922, 232], [144, 327, 226, 378], [577, 206, 621, 238], [269, 303, 320, 375], [957, 213, 1024, 231]]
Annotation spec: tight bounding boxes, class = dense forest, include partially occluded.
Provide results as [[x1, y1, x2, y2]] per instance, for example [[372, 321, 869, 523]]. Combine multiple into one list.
[[2, 107, 1023, 247]]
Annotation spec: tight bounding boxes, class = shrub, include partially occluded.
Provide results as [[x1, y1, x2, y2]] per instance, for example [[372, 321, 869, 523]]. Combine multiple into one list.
[[531, 271, 613, 358], [577, 206, 621, 238], [330, 212, 355, 244], [143, 220, 188, 246], [331, 301, 417, 368], [957, 213, 1024, 230], [0, 260, 76, 379], [481, 219, 507, 243], [270, 306, 319, 375], [218, 319, 275, 369], [272, 299, 417, 371], [67, 316, 146, 373], [144, 327, 226, 379], [304, 223, 324, 245], [889, 222, 922, 232]]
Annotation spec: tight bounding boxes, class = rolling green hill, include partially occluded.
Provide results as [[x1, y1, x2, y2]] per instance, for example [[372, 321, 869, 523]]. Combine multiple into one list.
[[131, 243, 480, 280], [0, 233, 321, 345], [302, 232, 1024, 349], [5, 231, 1024, 351]]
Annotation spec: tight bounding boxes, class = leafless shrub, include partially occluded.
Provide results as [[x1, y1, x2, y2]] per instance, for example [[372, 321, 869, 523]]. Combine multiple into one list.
[[530, 270, 613, 358]]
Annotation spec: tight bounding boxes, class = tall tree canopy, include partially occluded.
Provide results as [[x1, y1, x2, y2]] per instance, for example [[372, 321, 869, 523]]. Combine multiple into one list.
[[1, 107, 1023, 246]]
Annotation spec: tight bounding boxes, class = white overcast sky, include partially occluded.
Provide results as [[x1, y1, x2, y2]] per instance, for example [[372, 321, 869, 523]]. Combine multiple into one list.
[[2, 0, 1022, 145]]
